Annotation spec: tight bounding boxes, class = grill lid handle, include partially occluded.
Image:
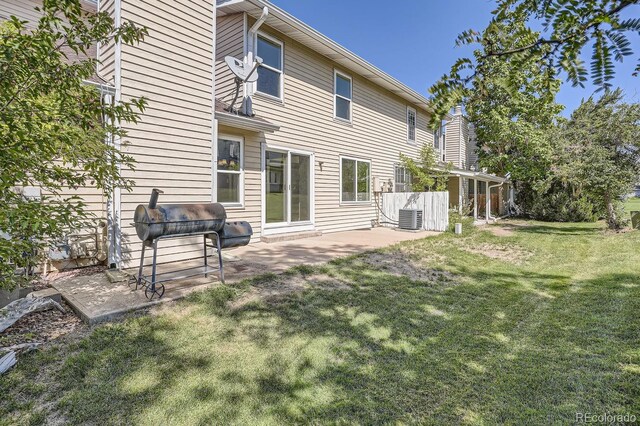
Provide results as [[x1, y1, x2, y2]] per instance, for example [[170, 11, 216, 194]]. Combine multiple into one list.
[[149, 188, 164, 209]]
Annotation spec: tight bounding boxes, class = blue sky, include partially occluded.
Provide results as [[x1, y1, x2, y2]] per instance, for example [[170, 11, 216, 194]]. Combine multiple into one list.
[[270, 0, 639, 116]]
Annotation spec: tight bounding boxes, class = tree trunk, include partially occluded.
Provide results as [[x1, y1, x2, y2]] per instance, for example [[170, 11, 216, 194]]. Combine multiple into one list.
[[604, 193, 619, 230]]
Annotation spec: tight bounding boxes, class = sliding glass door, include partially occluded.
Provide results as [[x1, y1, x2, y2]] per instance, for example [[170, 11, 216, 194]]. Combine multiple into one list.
[[290, 154, 310, 222], [265, 151, 287, 224], [265, 149, 312, 227]]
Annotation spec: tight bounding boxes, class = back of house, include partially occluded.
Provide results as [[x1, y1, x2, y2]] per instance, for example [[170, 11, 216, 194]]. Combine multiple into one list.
[[2, 0, 509, 272]]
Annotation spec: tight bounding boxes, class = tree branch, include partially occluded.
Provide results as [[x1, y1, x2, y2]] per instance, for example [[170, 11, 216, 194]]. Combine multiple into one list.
[[482, 1, 637, 59]]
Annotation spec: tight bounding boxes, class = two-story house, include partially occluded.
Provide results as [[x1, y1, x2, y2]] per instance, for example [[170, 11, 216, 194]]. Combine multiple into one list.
[[2, 0, 509, 271]]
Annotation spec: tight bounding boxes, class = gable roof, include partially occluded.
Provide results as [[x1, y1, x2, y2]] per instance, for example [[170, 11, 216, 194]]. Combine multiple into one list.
[[217, 0, 433, 113]]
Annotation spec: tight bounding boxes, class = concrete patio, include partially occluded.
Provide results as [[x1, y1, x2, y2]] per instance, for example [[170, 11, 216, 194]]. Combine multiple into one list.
[[53, 227, 437, 324]]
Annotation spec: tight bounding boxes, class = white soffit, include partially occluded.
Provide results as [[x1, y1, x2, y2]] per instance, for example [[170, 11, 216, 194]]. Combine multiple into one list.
[[217, 0, 433, 112]]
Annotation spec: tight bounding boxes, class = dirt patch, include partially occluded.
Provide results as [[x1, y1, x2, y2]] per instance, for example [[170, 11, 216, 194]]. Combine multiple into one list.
[[398, 245, 448, 264], [463, 243, 532, 263], [486, 226, 515, 237], [229, 273, 351, 311], [359, 252, 455, 283], [0, 301, 85, 348]]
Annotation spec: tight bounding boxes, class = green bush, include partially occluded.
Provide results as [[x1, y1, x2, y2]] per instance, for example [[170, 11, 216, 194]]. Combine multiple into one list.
[[523, 186, 600, 222]]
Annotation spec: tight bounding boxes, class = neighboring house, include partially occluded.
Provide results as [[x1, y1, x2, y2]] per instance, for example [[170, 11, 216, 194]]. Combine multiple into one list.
[[3, 0, 508, 271], [439, 107, 511, 220]]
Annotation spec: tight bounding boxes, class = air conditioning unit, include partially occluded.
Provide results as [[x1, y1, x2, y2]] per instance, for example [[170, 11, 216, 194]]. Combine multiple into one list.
[[398, 209, 423, 230]]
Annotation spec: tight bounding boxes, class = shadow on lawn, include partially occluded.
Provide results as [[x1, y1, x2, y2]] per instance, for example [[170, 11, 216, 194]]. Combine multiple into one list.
[[501, 222, 602, 236], [218, 264, 640, 424], [49, 316, 218, 424], [6, 258, 640, 424]]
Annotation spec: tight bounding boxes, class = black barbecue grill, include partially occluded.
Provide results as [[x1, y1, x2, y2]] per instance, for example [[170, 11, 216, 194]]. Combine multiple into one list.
[[132, 189, 253, 299]]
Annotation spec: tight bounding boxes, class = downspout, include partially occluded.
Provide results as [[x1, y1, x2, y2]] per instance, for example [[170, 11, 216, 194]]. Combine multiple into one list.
[[458, 176, 463, 215], [459, 116, 463, 169], [106, 0, 122, 269], [242, 6, 268, 115], [212, 2, 218, 202]]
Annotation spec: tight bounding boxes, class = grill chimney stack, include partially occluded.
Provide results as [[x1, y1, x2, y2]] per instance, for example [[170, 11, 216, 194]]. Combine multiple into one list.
[[148, 188, 164, 209]]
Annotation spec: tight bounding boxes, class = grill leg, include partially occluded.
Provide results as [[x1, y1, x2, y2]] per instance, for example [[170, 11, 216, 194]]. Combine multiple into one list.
[[203, 235, 208, 278], [137, 243, 146, 289], [151, 239, 158, 292], [216, 233, 225, 284]]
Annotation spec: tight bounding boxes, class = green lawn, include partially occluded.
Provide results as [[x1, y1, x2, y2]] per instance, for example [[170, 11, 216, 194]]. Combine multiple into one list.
[[625, 196, 640, 214], [2, 221, 640, 424]]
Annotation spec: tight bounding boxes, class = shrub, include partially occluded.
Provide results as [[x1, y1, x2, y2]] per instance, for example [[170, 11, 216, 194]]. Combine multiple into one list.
[[522, 185, 600, 222]]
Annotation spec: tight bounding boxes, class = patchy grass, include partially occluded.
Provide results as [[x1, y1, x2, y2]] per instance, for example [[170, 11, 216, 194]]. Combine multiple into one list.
[[1, 220, 640, 424]]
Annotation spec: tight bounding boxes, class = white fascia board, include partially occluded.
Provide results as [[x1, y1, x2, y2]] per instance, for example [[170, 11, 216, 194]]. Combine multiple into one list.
[[218, 0, 433, 113], [215, 111, 280, 133]]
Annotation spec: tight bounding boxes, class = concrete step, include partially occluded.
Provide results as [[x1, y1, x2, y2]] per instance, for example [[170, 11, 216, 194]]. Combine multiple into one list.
[[260, 230, 322, 243], [27, 288, 62, 304], [105, 268, 131, 283]]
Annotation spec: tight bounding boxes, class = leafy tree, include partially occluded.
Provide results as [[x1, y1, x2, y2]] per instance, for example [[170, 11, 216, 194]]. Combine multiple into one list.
[[0, 0, 147, 289], [556, 89, 640, 229], [400, 145, 451, 192], [464, 21, 564, 185], [430, 0, 640, 121], [431, 20, 566, 215]]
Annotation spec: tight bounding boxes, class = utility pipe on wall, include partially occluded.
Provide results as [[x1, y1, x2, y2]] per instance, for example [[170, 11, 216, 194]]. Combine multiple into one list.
[[242, 6, 269, 115]]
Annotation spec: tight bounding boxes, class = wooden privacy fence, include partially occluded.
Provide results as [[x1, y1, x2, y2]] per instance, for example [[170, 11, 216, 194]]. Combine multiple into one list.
[[380, 192, 449, 232]]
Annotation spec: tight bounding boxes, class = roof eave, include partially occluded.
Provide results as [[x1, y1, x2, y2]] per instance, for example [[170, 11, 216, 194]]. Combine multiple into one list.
[[440, 165, 510, 183], [217, 0, 433, 113], [215, 111, 280, 133]]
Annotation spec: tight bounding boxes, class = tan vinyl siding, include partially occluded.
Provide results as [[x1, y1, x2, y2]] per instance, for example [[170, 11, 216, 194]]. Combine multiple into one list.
[[0, 0, 42, 22], [98, 0, 116, 82], [447, 177, 460, 209], [460, 115, 469, 169], [217, 16, 435, 236], [467, 123, 478, 168], [118, 0, 214, 267], [445, 114, 462, 168], [215, 13, 245, 106], [444, 113, 475, 170], [217, 125, 263, 237]]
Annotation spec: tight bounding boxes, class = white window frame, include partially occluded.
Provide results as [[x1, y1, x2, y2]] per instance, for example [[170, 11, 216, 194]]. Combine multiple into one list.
[[216, 134, 244, 208], [441, 132, 446, 162], [339, 155, 371, 204], [261, 144, 316, 235], [334, 70, 353, 123], [256, 31, 284, 101], [407, 106, 417, 143], [394, 164, 412, 193]]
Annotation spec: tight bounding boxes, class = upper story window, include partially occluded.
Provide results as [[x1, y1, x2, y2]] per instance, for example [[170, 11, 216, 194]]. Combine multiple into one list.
[[256, 33, 283, 99], [407, 107, 416, 143], [334, 71, 352, 122]]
